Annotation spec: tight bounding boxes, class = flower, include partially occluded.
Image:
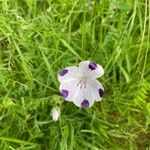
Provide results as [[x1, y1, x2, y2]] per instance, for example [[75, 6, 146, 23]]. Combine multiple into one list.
[[51, 106, 60, 122], [58, 61, 104, 108]]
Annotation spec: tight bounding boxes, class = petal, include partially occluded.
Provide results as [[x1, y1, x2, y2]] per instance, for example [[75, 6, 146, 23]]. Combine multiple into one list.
[[87, 79, 104, 102], [79, 61, 104, 78], [58, 66, 82, 83], [81, 99, 89, 108], [59, 79, 78, 101], [72, 86, 94, 108], [59, 79, 94, 108]]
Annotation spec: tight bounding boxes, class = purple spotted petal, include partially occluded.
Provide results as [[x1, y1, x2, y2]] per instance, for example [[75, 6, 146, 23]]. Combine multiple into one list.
[[61, 89, 69, 99], [81, 99, 89, 108], [59, 69, 68, 76], [89, 62, 97, 70], [99, 88, 104, 97]]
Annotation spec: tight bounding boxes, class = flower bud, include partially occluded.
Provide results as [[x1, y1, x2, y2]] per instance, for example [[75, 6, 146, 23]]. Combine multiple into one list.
[[51, 106, 60, 122]]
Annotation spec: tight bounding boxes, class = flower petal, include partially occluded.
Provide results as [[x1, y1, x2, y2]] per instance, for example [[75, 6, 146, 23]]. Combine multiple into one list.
[[79, 61, 104, 78], [59, 79, 94, 108], [59, 79, 78, 101], [87, 79, 104, 102], [58, 66, 81, 83], [72, 86, 94, 108], [59, 78, 104, 107]]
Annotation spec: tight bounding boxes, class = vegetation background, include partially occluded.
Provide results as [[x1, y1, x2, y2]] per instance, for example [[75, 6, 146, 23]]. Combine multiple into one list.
[[0, 0, 150, 149]]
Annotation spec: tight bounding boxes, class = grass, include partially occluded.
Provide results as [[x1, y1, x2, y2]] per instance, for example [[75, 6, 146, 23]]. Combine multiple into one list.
[[0, 0, 150, 149]]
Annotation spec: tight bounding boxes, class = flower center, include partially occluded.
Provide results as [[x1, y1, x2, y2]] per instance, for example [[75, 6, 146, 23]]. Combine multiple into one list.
[[77, 77, 87, 89]]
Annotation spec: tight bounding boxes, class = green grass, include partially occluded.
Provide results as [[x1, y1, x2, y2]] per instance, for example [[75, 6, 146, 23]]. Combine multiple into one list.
[[0, 0, 150, 149]]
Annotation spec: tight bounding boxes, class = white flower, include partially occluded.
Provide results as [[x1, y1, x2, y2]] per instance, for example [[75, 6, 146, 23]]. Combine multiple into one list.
[[58, 61, 104, 108], [51, 106, 60, 122]]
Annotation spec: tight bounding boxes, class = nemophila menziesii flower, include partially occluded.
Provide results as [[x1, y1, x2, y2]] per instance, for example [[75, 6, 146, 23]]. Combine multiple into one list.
[[58, 61, 104, 108]]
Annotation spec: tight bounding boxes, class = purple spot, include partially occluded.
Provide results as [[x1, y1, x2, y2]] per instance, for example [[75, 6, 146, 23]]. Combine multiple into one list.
[[59, 69, 68, 76], [89, 62, 97, 70], [81, 99, 89, 108], [61, 89, 68, 99], [98, 88, 104, 97]]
